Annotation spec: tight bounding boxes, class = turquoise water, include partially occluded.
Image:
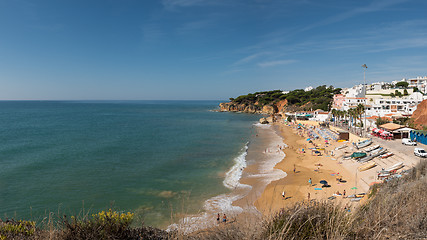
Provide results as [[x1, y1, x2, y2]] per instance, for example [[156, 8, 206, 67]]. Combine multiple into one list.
[[0, 101, 260, 227]]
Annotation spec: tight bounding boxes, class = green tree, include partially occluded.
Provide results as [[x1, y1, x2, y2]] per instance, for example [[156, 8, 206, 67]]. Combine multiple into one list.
[[395, 81, 409, 88], [376, 117, 389, 126], [403, 89, 409, 96], [413, 87, 419, 92]]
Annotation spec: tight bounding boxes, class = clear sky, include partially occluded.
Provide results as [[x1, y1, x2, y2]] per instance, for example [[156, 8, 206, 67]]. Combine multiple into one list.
[[1, 0, 426, 100]]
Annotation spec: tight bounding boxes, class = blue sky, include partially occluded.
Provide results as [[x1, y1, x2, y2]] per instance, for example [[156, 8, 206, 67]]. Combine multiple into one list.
[[0, 0, 426, 100]]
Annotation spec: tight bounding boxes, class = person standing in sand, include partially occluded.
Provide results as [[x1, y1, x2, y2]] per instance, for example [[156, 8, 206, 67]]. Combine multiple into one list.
[[282, 191, 286, 199], [308, 178, 312, 186], [217, 213, 220, 223], [307, 192, 310, 201], [223, 214, 227, 223]]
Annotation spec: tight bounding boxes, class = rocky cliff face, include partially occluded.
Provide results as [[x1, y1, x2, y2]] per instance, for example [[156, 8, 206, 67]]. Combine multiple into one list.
[[411, 99, 427, 129], [219, 102, 278, 114], [219, 102, 260, 113]]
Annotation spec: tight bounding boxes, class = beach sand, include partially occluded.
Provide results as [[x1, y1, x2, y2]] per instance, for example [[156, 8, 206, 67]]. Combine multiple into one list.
[[252, 121, 358, 215], [232, 120, 358, 217], [235, 119, 422, 218]]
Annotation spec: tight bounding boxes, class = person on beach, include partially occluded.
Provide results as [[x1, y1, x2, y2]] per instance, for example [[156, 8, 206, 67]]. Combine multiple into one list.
[[343, 190, 346, 197], [223, 214, 227, 223], [308, 178, 312, 186], [217, 213, 220, 223], [307, 192, 310, 201], [293, 164, 296, 173], [282, 191, 285, 199]]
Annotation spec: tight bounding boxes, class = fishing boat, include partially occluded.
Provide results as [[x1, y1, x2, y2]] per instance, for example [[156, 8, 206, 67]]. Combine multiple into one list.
[[335, 145, 348, 151], [385, 162, 404, 172], [370, 147, 384, 155], [380, 152, 393, 158], [351, 152, 367, 159], [364, 144, 380, 152], [378, 172, 391, 178], [358, 149, 387, 163], [355, 139, 372, 149], [358, 161, 376, 172]]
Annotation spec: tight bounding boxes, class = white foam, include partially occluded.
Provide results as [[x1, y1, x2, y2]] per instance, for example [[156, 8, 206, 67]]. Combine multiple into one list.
[[167, 144, 252, 234], [167, 125, 288, 234], [223, 143, 249, 189], [253, 122, 271, 128]]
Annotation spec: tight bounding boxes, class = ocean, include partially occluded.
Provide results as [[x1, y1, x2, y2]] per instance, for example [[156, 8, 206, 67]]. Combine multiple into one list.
[[0, 100, 267, 228]]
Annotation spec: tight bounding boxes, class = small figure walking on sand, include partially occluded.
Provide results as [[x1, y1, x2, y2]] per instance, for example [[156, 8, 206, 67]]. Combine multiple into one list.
[[217, 213, 220, 223], [282, 191, 286, 199], [307, 192, 310, 201], [293, 164, 296, 173], [223, 214, 227, 223], [308, 178, 312, 186], [343, 190, 346, 197]]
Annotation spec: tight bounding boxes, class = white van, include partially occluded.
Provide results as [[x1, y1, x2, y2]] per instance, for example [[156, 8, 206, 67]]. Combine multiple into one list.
[[414, 148, 427, 157], [402, 138, 417, 146]]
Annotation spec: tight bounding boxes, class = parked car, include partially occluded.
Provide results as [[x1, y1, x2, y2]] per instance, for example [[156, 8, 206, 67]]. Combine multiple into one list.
[[414, 148, 427, 158], [402, 138, 417, 146]]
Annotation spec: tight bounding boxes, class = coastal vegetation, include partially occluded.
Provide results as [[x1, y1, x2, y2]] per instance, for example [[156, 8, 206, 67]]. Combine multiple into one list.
[[229, 85, 342, 112], [3, 160, 426, 239]]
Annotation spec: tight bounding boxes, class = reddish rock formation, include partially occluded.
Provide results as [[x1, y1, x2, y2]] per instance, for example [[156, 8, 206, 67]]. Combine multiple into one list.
[[411, 99, 427, 129], [275, 99, 288, 113], [219, 102, 277, 114]]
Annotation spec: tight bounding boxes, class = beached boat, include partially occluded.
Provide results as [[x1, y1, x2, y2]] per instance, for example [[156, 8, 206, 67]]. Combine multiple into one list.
[[351, 152, 367, 159], [380, 152, 393, 158], [364, 144, 380, 152], [355, 139, 372, 149], [370, 147, 384, 155], [350, 197, 363, 202], [358, 161, 376, 172], [385, 162, 404, 172], [335, 145, 347, 151], [378, 172, 391, 178], [358, 149, 387, 163]]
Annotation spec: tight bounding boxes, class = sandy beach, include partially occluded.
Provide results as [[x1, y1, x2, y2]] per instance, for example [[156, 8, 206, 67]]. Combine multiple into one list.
[[235, 119, 422, 217]]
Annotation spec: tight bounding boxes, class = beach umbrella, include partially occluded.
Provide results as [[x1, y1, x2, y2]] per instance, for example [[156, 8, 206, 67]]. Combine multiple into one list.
[[351, 187, 358, 190], [306, 138, 311, 141], [320, 180, 328, 185]]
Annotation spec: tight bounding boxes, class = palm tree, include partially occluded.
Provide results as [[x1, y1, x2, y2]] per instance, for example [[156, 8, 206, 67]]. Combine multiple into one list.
[[331, 109, 337, 126], [356, 104, 365, 128]]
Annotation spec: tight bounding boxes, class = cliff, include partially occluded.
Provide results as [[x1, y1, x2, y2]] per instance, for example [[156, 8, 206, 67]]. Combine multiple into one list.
[[219, 102, 276, 114], [411, 99, 427, 129]]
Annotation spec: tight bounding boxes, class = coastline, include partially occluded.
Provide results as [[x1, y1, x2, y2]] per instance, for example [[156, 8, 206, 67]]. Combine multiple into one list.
[[169, 118, 423, 233]]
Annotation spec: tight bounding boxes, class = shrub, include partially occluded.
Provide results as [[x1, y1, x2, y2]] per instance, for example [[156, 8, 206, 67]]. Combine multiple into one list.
[[0, 219, 36, 239], [262, 201, 354, 240], [61, 209, 135, 240]]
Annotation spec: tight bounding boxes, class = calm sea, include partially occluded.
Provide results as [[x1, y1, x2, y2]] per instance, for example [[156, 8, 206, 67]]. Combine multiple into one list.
[[0, 101, 261, 227]]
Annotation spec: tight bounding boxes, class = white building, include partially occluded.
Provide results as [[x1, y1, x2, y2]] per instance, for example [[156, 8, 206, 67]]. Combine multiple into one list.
[[309, 109, 330, 122], [365, 92, 425, 117], [343, 84, 364, 98], [393, 76, 427, 94], [304, 86, 313, 92]]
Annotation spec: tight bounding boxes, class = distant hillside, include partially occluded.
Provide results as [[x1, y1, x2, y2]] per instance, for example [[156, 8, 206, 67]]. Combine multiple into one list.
[[220, 86, 341, 114]]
